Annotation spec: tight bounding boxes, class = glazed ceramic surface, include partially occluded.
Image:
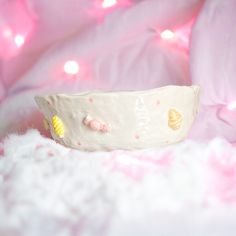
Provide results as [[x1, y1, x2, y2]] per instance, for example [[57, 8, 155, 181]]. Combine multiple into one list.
[[35, 86, 200, 151]]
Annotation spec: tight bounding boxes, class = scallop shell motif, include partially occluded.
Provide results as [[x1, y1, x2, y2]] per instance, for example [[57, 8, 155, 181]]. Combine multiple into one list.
[[168, 109, 182, 130], [52, 115, 65, 138]]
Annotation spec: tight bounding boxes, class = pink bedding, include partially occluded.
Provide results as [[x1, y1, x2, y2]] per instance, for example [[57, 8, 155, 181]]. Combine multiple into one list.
[[0, 0, 235, 142]]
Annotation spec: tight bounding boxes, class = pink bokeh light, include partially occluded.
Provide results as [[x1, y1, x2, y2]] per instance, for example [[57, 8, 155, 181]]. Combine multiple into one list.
[[227, 101, 236, 111], [14, 34, 25, 47], [64, 60, 80, 75], [161, 29, 175, 40], [102, 0, 117, 8], [157, 20, 194, 51], [0, 0, 34, 59], [2, 27, 13, 38]]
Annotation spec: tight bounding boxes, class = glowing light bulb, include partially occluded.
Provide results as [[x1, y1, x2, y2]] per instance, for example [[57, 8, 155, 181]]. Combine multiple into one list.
[[2, 28, 12, 38], [227, 101, 236, 111], [161, 29, 175, 40], [14, 34, 25, 47], [102, 0, 117, 8], [64, 60, 80, 75]]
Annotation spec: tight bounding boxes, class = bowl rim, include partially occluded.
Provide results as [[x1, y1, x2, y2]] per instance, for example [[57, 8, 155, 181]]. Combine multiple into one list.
[[35, 85, 200, 99]]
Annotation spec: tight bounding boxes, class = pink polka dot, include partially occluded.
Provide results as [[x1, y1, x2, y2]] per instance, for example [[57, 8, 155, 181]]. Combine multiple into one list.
[[88, 98, 93, 103], [35, 144, 44, 150], [47, 151, 54, 157], [156, 100, 160, 106], [135, 134, 140, 140], [77, 141, 81, 146]]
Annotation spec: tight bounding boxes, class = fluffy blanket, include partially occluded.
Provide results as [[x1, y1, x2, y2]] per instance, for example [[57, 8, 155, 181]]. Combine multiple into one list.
[[1, 130, 236, 236]]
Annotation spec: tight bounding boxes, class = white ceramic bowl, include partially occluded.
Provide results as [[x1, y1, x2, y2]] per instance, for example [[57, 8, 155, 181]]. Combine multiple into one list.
[[35, 85, 200, 151]]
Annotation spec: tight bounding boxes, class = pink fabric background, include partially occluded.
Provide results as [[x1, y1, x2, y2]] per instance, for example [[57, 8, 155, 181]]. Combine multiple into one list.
[[0, 0, 235, 142]]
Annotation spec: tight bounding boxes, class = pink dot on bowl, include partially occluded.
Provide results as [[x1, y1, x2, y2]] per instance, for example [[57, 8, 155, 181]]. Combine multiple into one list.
[[77, 141, 81, 146], [156, 100, 160, 106], [47, 151, 54, 157], [135, 134, 140, 140], [88, 98, 93, 103], [35, 144, 44, 150]]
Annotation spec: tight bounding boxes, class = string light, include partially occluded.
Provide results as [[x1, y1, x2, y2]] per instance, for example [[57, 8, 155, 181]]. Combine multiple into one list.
[[159, 27, 190, 50], [2, 28, 12, 38], [14, 34, 25, 47], [161, 30, 175, 40], [102, 0, 117, 8], [64, 60, 80, 75], [227, 101, 236, 111]]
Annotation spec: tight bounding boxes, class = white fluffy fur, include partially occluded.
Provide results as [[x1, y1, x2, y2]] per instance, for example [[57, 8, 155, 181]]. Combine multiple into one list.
[[1, 130, 236, 236]]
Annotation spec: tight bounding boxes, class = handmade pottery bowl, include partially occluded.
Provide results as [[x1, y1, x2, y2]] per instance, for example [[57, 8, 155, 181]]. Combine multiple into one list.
[[35, 85, 200, 151]]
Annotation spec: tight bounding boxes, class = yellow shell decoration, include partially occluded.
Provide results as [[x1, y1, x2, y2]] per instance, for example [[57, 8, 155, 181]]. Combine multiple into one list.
[[168, 109, 182, 130], [52, 115, 65, 138]]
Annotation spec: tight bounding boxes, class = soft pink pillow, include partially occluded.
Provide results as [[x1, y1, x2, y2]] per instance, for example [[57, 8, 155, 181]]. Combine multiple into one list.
[[190, 0, 236, 142]]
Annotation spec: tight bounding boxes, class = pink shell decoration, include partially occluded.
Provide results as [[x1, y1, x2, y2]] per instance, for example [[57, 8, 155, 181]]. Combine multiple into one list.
[[83, 115, 109, 133], [83, 115, 93, 126], [90, 120, 102, 131]]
